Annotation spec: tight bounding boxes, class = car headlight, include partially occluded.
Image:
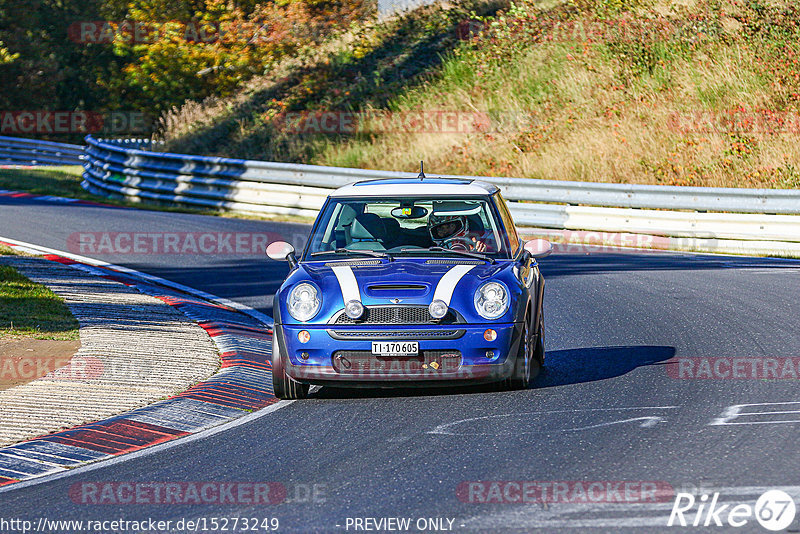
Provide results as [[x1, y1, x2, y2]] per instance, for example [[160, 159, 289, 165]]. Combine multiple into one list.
[[474, 281, 509, 320], [288, 283, 321, 322]]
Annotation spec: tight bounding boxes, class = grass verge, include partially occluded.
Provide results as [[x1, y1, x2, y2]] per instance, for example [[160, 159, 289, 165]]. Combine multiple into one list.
[[0, 166, 89, 199], [0, 260, 79, 341]]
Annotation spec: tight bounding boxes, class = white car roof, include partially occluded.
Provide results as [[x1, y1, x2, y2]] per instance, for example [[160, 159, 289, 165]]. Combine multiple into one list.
[[330, 177, 499, 198]]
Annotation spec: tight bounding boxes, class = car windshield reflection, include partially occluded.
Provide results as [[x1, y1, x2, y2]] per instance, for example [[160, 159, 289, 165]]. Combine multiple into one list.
[[304, 197, 508, 260]]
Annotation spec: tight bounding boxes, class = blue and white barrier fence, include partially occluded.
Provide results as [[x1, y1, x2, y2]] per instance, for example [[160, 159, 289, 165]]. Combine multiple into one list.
[[0, 136, 84, 166]]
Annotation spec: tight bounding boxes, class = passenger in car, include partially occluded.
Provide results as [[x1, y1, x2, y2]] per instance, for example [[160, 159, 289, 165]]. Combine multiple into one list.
[[349, 213, 388, 250]]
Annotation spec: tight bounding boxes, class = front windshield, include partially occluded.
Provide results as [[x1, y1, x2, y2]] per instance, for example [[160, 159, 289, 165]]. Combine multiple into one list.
[[304, 196, 508, 259]]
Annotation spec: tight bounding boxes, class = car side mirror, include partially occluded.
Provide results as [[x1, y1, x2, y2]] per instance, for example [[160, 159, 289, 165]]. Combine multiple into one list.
[[524, 239, 552, 259], [266, 241, 297, 267]]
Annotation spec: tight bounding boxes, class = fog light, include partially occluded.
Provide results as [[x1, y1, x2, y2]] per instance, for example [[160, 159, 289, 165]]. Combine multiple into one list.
[[345, 299, 364, 319], [484, 329, 497, 342], [486, 350, 495, 359], [300, 352, 310, 360], [298, 330, 311, 343], [429, 299, 448, 319]]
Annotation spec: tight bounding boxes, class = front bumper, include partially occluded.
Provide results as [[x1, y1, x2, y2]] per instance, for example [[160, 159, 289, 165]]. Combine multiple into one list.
[[275, 322, 523, 386]]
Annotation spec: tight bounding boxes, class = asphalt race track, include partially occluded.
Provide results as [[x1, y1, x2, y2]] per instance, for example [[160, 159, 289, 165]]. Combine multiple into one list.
[[2, 194, 800, 532]]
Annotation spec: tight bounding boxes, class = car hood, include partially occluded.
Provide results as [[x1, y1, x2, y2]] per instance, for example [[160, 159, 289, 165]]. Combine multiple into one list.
[[278, 257, 518, 324]]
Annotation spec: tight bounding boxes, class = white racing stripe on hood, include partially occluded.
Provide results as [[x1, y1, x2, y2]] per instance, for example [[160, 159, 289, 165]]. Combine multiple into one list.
[[433, 265, 476, 305], [331, 265, 361, 303]]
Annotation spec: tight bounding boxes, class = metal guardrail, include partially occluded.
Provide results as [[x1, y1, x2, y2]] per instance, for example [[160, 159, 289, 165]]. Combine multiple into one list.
[[82, 136, 800, 214], [492, 177, 800, 215], [79, 134, 800, 247], [0, 136, 84, 166]]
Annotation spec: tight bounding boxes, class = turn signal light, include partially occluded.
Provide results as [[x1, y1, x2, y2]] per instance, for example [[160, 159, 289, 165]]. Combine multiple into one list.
[[429, 299, 448, 319], [345, 299, 364, 319]]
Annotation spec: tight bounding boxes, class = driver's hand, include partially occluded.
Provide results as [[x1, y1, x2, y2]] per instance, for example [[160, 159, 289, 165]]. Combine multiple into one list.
[[471, 237, 487, 253]]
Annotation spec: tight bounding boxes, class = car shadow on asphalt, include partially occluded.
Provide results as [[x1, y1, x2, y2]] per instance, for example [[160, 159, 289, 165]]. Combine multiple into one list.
[[309, 380, 501, 400], [532, 345, 675, 388], [309, 345, 675, 399]]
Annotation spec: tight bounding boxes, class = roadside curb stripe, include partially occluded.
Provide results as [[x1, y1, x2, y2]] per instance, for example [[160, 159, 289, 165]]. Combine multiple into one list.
[[0, 237, 280, 488], [0, 189, 116, 208]]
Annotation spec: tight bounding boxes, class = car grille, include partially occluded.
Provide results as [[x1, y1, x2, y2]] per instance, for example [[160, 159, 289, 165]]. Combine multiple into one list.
[[328, 329, 465, 340], [331, 305, 463, 325], [332, 350, 462, 375]]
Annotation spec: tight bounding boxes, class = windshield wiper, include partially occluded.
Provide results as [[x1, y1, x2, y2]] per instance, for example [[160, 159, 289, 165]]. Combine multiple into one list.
[[309, 248, 391, 260], [399, 246, 494, 264]]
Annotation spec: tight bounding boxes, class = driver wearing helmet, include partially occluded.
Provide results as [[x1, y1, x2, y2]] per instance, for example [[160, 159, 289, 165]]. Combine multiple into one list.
[[428, 213, 489, 252]]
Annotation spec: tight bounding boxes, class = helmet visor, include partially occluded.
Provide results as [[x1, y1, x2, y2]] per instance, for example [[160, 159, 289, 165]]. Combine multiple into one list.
[[429, 218, 465, 241]]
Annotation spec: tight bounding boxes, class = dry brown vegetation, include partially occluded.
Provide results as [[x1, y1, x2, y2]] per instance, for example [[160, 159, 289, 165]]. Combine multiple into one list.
[[160, 0, 800, 189]]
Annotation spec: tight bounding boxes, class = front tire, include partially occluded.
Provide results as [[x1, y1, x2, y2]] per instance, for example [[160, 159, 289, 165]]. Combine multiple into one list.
[[505, 313, 540, 390], [271, 332, 309, 400]]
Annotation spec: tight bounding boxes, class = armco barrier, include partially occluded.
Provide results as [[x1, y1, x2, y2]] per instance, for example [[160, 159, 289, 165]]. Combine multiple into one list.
[[80, 135, 800, 249], [0, 136, 84, 166], [82, 136, 800, 214]]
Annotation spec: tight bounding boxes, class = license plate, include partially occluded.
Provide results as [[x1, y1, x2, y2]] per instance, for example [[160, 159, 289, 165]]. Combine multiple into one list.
[[371, 341, 419, 355]]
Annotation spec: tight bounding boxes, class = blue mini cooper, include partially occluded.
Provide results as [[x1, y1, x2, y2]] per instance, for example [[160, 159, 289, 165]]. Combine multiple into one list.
[[266, 176, 552, 399]]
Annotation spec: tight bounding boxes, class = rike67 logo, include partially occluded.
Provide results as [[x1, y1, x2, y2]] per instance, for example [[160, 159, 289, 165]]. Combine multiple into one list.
[[668, 490, 796, 531]]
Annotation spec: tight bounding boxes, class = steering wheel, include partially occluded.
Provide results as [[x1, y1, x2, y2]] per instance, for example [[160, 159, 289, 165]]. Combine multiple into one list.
[[442, 236, 479, 251]]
